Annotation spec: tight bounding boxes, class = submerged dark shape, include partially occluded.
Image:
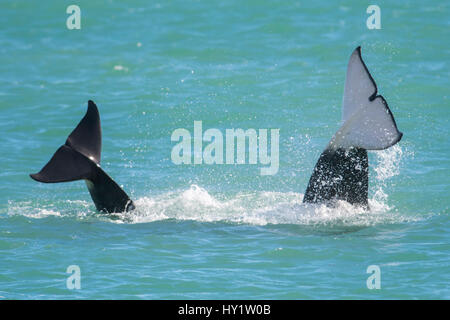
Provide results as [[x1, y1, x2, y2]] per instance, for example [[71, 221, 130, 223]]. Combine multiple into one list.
[[30, 100, 135, 213], [303, 46, 403, 208]]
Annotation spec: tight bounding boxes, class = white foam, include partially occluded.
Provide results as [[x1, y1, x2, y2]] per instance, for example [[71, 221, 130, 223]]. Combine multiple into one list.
[[4, 186, 417, 227], [109, 184, 417, 227], [5, 199, 90, 219], [6, 201, 62, 219]]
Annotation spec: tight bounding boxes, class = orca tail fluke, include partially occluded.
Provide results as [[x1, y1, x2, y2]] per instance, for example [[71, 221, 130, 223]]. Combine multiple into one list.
[[303, 47, 402, 208], [30, 101, 135, 213], [65, 100, 102, 164], [30, 145, 94, 183], [330, 46, 403, 151]]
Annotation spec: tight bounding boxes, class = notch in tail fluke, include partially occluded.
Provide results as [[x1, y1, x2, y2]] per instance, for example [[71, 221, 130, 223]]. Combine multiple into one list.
[[331, 46, 403, 150], [30, 101, 135, 213], [303, 46, 403, 208]]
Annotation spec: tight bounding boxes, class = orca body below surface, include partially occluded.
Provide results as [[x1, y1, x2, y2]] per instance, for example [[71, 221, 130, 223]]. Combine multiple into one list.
[[30, 100, 135, 213], [303, 46, 403, 208]]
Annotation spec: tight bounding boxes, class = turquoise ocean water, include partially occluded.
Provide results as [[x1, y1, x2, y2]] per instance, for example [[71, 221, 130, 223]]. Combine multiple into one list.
[[0, 1, 449, 299]]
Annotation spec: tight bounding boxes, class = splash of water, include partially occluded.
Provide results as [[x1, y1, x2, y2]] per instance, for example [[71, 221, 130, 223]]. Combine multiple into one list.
[[5, 145, 414, 227], [371, 144, 404, 206], [4, 184, 418, 227], [109, 183, 416, 227]]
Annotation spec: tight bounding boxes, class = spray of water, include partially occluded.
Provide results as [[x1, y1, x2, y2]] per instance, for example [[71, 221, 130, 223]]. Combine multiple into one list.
[[5, 145, 417, 227], [370, 144, 403, 208]]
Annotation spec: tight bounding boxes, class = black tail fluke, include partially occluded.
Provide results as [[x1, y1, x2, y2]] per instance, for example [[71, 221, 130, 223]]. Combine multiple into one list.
[[30, 101, 135, 213], [65, 100, 102, 164], [30, 145, 94, 183]]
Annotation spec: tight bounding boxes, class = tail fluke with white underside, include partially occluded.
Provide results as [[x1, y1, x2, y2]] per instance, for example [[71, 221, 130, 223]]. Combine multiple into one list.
[[303, 47, 403, 208]]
